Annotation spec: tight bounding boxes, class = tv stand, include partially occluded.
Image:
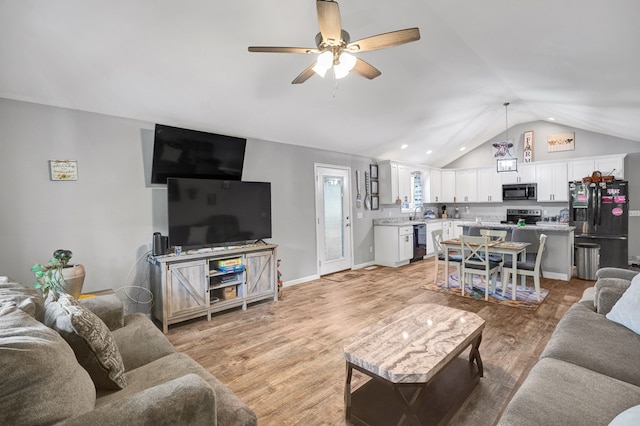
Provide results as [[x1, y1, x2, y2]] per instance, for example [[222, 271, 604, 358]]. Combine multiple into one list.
[[148, 243, 278, 333]]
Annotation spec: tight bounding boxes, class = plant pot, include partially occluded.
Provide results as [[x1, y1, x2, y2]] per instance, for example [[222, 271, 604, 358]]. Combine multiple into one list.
[[61, 264, 85, 299]]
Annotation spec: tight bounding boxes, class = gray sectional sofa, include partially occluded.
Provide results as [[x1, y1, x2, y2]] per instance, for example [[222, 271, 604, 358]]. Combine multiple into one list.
[[0, 279, 257, 426], [498, 267, 640, 425]]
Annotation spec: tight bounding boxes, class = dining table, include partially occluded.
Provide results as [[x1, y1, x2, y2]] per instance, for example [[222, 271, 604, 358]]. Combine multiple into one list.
[[440, 238, 531, 300]]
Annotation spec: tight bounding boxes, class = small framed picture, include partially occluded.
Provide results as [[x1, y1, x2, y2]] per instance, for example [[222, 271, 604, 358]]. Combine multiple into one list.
[[371, 196, 379, 210], [49, 160, 78, 181], [523, 130, 534, 163], [371, 180, 379, 195], [370, 164, 378, 180]]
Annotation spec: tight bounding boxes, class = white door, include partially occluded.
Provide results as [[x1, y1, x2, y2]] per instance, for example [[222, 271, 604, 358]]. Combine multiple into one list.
[[315, 165, 353, 275]]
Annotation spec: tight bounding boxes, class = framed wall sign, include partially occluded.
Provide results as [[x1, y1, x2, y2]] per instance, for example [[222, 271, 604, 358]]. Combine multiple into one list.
[[523, 130, 534, 163], [49, 160, 78, 181], [371, 180, 379, 195], [548, 132, 575, 152]]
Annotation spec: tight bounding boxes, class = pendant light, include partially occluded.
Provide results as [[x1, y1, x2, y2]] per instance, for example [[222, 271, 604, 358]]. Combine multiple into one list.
[[496, 102, 518, 173]]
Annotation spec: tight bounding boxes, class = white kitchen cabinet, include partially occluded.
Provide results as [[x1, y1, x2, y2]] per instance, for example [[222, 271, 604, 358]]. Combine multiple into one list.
[[441, 220, 453, 241], [501, 164, 535, 184], [476, 167, 503, 202], [397, 164, 413, 208], [455, 169, 478, 203], [378, 160, 399, 205], [536, 163, 568, 201], [440, 171, 456, 203], [567, 159, 595, 182], [374, 225, 414, 267], [595, 156, 624, 180], [428, 169, 443, 203], [426, 221, 442, 256]]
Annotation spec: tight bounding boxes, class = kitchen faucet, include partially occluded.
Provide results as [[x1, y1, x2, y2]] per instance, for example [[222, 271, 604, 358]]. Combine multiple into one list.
[[412, 205, 423, 220]]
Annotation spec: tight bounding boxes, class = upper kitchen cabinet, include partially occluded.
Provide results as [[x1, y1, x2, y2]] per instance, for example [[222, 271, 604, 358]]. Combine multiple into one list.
[[536, 163, 568, 202], [567, 155, 625, 181], [500, 163, 536, 184], [378, 160, 399, 205], [428, 169, 442, 203], [440, 171, 456, 203], [455, 169, 478, 203], [477, 167, 503, 202], [397, 164, 413, 208]]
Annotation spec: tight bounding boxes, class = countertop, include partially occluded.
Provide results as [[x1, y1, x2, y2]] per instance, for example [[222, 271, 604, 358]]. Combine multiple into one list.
[[373, 218, 474, 227], [463, 223, 575, 232]]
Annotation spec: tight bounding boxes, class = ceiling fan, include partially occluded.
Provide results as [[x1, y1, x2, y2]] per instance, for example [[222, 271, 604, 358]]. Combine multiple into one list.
[[248, 0, 420, 84]]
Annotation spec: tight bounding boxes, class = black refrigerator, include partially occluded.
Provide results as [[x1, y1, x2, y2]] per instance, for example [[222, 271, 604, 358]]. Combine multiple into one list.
[[569, 180, 629, 268]]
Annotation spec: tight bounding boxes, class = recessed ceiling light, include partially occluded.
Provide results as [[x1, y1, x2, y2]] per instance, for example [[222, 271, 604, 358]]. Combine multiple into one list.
[[425, 150, 432, 155], [548, 117, 556, 121], [459, 147, 466, 151], [401, 144, 408, 150]]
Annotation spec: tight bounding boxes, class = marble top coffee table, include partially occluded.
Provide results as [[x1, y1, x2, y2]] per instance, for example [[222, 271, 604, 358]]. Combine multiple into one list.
[[343, 303, 485, 425]]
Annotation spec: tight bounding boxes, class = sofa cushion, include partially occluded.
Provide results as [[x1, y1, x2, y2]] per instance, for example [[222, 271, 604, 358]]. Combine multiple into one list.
[[541, 302, 640, 387], [0, 305, 96, 425], [498, 358, 640, 426], [0, 280, 45, 321], [44, 291, 127, 390], [111, 313, 176, 372], [96, 352, 257, 426], [607, 273, 640, 334]]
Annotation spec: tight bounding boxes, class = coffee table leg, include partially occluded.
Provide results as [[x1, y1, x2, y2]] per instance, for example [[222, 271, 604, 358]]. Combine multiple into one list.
[[394, 384, 425, 425], [469, 333, 484, 377], [345, 362, 353, 420]]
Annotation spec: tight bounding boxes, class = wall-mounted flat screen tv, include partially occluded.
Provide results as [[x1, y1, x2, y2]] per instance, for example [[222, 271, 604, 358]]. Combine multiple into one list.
[[167, 178, 272, 247], [151, 124, 246, 184]]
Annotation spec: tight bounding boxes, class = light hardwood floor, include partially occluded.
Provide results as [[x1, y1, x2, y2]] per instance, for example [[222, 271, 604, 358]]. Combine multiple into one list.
[[166, 258, 593, 426]]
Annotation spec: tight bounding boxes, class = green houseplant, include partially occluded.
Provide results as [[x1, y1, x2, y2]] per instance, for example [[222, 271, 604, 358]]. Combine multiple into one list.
[[32, 249, 85, 298]]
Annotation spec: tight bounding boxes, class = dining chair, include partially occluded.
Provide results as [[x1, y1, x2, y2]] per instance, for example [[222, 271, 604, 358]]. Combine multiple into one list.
[[479, 228, 508, 263], [459, 235, 502, 301], [431, 229, 462, 286], [509, 228, 542, 288], [502, 234, 548, 300]]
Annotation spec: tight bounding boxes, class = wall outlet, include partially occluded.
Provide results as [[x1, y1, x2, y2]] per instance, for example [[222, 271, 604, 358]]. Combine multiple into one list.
[[630, 210, 640, 217], [357, 212, 363, 219]]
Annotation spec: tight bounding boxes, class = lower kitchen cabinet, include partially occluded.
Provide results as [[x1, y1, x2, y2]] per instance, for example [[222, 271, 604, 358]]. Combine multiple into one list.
[[374, 225, 414, 267]]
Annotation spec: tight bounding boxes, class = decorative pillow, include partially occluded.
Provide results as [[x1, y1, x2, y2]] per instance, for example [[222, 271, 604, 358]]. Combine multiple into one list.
[[606, 273, 640, 335], [0, 305, 96, 424], [609, 404, 640, 425], [44, 291, 127, 390]]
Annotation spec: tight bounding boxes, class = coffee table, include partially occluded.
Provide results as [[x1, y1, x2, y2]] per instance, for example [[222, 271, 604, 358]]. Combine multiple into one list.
[[343, 303, 485, 425]]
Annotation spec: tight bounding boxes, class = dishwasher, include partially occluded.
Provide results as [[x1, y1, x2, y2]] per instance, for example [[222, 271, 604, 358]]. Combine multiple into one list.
[[411, 224, 427, 262]]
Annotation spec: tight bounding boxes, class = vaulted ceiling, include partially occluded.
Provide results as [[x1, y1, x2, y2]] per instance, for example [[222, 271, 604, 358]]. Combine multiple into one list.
[[1, 1, 639, 167]]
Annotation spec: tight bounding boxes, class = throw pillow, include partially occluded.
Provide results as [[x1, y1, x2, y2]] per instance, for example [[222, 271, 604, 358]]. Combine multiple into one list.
[[44, 291, 127, 390], [0, 280, 45, 321], [0, 305, 96, 424], [606, 273, 640, 335], [609, 404, 640, 425]]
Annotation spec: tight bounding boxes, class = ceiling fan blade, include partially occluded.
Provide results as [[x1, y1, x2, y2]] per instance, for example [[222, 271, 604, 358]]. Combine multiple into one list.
[[347, 28, 420, 52], [248, 46, 318, 54], [317, 0, 342, 43], [292, 63, 317, 84], [352, 58, 382, 80]]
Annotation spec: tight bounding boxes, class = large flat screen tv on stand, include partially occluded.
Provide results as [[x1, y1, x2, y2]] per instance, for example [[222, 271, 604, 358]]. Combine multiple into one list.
[[167, 178, 272, 248]]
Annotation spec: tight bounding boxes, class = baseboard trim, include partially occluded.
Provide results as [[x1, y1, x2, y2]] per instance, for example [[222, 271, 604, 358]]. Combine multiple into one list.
[[542, 271, 570, 281], [283, 274, 320, 288], [352, 261, 376, 270]]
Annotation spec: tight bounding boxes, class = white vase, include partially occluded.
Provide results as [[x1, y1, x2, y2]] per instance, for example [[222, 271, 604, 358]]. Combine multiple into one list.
[[61, 264, 85, 299]]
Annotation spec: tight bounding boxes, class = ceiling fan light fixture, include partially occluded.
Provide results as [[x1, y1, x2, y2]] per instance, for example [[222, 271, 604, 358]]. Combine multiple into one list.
[[334, 52, 356, 79], [312, 51, 333, 77]]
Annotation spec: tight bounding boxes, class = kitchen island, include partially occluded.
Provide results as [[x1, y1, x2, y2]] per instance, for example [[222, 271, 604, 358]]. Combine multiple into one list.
[[462, 223, 575, 281]]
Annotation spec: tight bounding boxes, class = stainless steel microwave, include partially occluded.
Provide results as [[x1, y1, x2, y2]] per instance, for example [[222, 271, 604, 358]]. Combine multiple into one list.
[[502, 183, 537, 200]]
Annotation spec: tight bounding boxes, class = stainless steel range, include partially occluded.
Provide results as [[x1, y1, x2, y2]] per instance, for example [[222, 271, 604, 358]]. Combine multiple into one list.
[[501, 209, 542, 224]]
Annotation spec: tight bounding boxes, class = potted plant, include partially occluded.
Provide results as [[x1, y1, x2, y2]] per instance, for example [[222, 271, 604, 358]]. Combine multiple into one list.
[[31, 249, 85, 298]]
